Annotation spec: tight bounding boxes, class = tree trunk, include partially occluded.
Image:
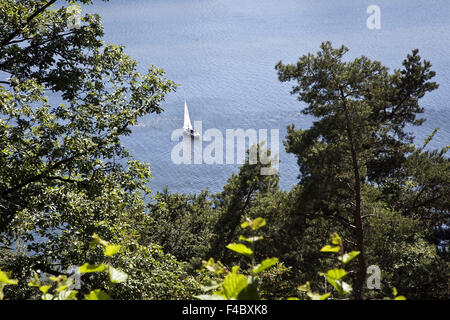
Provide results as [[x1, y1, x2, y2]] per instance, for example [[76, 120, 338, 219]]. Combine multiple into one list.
[[341, 89, 367, 300]]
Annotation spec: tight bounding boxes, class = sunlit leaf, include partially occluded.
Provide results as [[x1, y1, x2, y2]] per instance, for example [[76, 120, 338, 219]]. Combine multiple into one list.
[[221, 271, 248, 299], [0, 271, 18, 285], [195, 294, 225, 300], [393, 287, 398, 297], [90, 233, 109, 248], [338, 251, 360, 264], [104, 244, 121, 257], [39, 285, 52, 294], [298, 282, 311, 292], [226, 243, 253, 257], [320, 245, 340, 253], [85, 289, 110, 300], [252, 258, 278, 274], [108, 266, 128, 283], [58, 290, 78, 300], [323, 268, 346, 280], [251, 217, 266, 230], [330, 233, 342, 245], [78, 263, 106, 273], [239, 235, 263, 243], [307, 292, 330, 300], [241, 221, 250, 229]]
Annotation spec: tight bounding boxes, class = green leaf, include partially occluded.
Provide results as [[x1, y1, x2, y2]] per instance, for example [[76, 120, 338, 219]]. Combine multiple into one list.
[[84, 289, 110, 300], [195, 294, 225, 300], [108, 266, 128, 283], [393, 287, 398, 297], [241, 221, 250, 229], [330, 233, 342, 245], [90, 233, 109, 248], [298, 281, 330, 300], [326, 279, 352, 296], [226, 243, 253, 257], [320, 245, 340, 253], [28, 274, 40, 287], [251, 217, 266, 230], [0, 270, 18, 285], [55, 277, 74, 293], [58, 290, 78, 300], [394, 296, 406, 300], [320, 269, 351, 296], [39, 285, 52, 294], [78, 263, 106, 273], [338, 251, 360, 264], [322, 268, 346, 280], [221, 271, 248, 299], [41, 293, 54, 300], [104, 244, 121, 257], [239, 235, 263, 243], [252, 258, 278, 274], [298, 282, 311, 292], [307, 292, 330, 300], [339, 281, 352, 295]]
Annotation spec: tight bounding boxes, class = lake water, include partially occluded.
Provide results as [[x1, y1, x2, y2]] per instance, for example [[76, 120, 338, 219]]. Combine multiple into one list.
[[86, 0, 450, 194]]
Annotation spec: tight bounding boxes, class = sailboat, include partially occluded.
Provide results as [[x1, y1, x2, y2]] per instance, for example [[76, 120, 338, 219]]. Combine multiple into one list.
[[183, 99, 200, 138]]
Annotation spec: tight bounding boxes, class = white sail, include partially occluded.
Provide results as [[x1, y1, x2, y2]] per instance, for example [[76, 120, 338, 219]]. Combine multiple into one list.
[[183, 100, 193, 130]]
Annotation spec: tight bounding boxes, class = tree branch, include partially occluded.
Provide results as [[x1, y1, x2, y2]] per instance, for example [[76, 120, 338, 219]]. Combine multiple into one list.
[[46, 176, 82, 184], [1, 154, 76, 198], [1, 0, 58, 47]]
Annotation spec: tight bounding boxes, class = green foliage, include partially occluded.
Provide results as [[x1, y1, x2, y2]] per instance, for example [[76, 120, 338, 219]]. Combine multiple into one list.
[[85, 289, 110, 301], [0, 0, 202, 301], [276, 41, 444, 299], [107, 243, 201, 300], [2, 233, 199, 300], [297, 282, 330, 300], [386, 287, 406, 300], [79, 263, 106, 273], [296, 233, 356, 299], [226, 243, 253, 257], [1, 234, 124, 300], [295, 233, 406, 300], [0, 0, 447, 301], [253, 258, 278, 275], [197, 217, 279, 300], [208, 146, 279, 262], [0, 270, 18, 300], [364, 208, 449, 299], [142, 189, 217, 271]]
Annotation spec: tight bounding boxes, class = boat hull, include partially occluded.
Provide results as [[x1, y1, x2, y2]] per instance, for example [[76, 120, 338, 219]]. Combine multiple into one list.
[[184, 128, 200, 138]]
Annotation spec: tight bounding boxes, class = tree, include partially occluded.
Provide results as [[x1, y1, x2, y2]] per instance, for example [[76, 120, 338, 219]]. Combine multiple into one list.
[[275, 42, 439, 299], [142, 188, 217, 272], [208, 145, 279, 263], [381, 131, 449, 239], [0, 0, 176, 233], [0, 0, 198, 299]]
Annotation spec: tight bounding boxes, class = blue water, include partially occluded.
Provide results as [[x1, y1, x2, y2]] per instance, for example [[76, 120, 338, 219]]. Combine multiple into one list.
[[86, 0, 450, 194]]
